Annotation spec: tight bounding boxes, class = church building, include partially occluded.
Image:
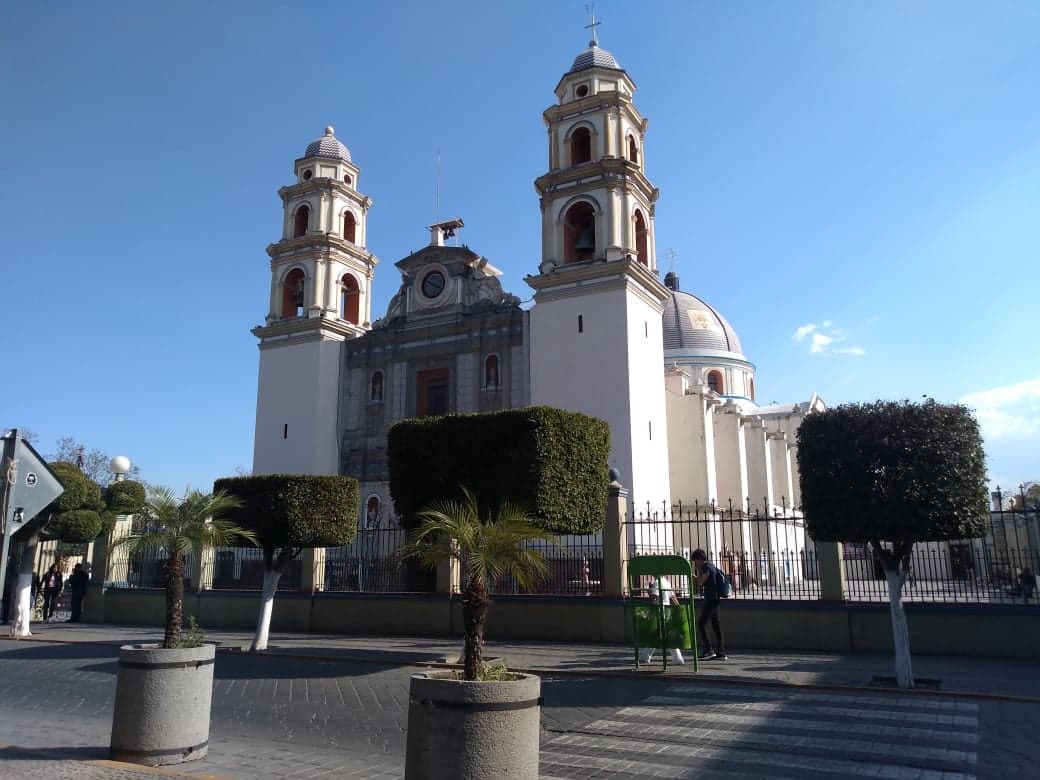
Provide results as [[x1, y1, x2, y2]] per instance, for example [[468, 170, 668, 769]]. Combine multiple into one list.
[[251, 33, 823, 532]]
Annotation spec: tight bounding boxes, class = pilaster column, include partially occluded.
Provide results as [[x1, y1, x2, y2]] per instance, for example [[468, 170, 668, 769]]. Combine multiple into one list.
[[436, 557, 460, 595], [602, 481, 630, 597], [816, 541, 847, 601], [300, 547, 326, 593]]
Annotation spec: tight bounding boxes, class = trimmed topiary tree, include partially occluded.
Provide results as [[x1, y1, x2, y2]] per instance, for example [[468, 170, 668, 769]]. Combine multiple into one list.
[[213, 474, 359, 651], [796, 399, 989, 688], [388, 406, 610, 533]]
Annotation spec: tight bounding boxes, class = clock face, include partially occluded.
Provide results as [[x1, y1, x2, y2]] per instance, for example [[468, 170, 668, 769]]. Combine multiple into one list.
[[421, 270, 446, 299]]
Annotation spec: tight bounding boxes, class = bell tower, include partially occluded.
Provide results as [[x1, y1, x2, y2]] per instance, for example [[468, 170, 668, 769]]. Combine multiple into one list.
[[252, 127, 378, 475], [527, 31, 672, 513]]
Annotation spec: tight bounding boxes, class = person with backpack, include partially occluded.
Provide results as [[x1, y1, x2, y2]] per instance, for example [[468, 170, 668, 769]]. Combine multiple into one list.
[[691, 549, 727, 660]]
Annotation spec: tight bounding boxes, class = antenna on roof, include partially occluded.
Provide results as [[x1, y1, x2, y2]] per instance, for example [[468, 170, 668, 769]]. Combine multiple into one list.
[[435, 148, 441, 224], [584, 3, 601, 46]]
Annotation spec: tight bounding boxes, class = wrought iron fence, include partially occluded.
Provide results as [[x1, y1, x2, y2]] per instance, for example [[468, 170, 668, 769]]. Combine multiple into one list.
[[210, 547, 302, 591], [626, 500, 820, 601], [107, 545, 198, 590], [324, 526, 411, 592], [622, 499, 1040, 605], [484, 533, 605, 596]]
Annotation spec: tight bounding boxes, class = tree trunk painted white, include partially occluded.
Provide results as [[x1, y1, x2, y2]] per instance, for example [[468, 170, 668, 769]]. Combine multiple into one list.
[[885, 569, 914, 689], [249, 569, 281, 652], [9, 573, 34, 637]]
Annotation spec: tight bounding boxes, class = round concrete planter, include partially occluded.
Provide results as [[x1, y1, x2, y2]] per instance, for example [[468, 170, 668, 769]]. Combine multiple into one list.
[[404, 671, 541, 780], [109, 643, 216, 766]]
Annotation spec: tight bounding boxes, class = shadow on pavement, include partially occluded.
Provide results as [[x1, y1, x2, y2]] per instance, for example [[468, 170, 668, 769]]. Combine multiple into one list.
[[0, 745, 109, 762]]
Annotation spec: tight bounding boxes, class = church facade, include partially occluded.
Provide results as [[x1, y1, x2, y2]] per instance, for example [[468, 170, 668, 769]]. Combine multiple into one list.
[[251, 36, 823, 534]]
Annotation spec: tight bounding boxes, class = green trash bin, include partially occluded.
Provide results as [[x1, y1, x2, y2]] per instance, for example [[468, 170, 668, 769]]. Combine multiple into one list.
[[627, 554, 699, 671]]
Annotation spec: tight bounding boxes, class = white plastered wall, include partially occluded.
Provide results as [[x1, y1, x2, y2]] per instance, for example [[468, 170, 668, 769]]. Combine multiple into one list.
[[530, 282, 671, 513], [253, 337, 342, 476]]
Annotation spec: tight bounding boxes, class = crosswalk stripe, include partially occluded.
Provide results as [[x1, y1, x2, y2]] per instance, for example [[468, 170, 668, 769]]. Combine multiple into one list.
[[584, 716, 976, 767], [540, 730, 977, 780], [614, 703, 978, 746], [541, 685, 978, 779], [636, 698, 977, 736]]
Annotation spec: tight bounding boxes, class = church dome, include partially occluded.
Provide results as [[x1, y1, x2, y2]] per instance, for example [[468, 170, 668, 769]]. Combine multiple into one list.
[[303, 126, 352, 162], [568, 41, 622, 74], [662, 272, 744, 355]]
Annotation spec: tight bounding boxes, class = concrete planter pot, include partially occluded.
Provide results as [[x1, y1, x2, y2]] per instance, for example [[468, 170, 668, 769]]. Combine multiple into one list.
[[109, 643, 216, 766], [404, 671, 541, 780]]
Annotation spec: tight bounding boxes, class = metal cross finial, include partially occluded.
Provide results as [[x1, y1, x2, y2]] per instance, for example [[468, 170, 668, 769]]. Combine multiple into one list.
[[665, 248, 678, 275], [584, 3, 601, 45]]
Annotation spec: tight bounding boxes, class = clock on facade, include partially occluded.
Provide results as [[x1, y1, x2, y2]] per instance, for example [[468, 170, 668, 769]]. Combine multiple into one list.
[[420, 270, 446, 299]]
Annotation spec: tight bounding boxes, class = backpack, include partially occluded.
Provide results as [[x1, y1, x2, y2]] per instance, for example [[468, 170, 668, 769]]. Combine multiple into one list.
[[714, 566, 732, 598]]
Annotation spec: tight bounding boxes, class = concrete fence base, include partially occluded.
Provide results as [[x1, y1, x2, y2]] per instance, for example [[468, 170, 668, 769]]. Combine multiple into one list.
[[94, 589, 1040, 659]]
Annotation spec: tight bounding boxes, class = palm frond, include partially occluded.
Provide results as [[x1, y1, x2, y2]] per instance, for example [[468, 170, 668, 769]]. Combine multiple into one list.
[[403, 484, 557, 590]]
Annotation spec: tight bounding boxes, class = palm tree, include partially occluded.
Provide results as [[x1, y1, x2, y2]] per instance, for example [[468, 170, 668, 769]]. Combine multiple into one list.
[[112, 487, 257, 648], [404, 486, 556, 680]]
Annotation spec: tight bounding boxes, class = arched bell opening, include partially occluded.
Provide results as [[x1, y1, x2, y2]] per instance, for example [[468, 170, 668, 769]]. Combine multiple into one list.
[[563, 202, 596, 263]]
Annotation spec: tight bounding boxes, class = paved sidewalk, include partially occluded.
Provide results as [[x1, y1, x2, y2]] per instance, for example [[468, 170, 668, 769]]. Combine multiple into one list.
[[1, 620, 1038, 778], [11, 619, 1040, 701]]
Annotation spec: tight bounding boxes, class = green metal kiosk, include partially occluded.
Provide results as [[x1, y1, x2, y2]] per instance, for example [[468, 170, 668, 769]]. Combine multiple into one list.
[[628, 554, 699, 671]]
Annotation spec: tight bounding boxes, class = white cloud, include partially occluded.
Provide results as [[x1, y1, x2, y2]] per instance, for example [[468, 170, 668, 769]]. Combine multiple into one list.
[[960, 377, 1040, 441], [792, 321, 866, 357], [793, 323, 817, 341]]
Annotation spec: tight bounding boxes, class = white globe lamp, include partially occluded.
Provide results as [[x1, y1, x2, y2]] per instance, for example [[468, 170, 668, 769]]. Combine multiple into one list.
[[110, 455, 131, 482]]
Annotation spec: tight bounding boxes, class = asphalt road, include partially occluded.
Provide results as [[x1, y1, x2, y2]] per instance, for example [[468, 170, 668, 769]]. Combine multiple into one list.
[[0, 640, 1034, 779]]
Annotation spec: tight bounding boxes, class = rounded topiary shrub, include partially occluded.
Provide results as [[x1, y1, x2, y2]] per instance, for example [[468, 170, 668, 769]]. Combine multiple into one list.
[[52, 509, 104, 542]]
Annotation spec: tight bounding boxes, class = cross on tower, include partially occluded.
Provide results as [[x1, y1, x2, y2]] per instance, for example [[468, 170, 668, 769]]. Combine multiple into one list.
[[584, 4, 601, 45]]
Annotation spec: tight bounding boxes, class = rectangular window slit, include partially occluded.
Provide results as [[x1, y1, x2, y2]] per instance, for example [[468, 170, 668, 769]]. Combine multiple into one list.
[[578, 314, 583, 333], [283, 423, 288, 439]]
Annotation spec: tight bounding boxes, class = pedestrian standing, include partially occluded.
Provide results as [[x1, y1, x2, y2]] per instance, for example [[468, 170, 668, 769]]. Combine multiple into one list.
[[691, 549, 727, 660], [67, 563, 89, 622], [42, 564, 62, 621]]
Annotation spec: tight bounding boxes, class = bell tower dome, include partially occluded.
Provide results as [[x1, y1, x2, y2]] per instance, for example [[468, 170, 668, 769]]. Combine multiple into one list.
[[251, 127, 379, 476], [528, 26, 671, 513]]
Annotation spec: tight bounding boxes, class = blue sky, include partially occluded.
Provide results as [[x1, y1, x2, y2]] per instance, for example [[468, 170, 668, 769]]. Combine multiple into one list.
[[2, 1, 1037, 495]]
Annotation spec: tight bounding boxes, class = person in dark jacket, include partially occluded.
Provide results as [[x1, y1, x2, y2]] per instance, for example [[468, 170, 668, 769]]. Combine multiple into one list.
[[692, 549, 727, 660], [41, 564, 63, 621], [67, 563, 89, 622]]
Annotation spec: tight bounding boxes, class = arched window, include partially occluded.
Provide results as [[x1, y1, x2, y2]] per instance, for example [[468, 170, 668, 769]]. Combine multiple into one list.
[[569, 126, 592, 165], [370, 371, 384, 403], [564, 202, 596, 263], [343, 212, 356, 243], [341, 274, 360, 324], [281, 268, 305, 318], [749, 378, 755, 401], [634, 210, 648, 266], [293, 205, 310, 238], [364, 495, 381, 528], [708, 370, 724, 395], [484, 354, 499, 390], [627, 134, 639, 164]]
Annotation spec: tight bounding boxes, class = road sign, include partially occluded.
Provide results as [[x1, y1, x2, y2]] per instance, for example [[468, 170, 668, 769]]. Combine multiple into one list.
[[2, 431, 64, 539]]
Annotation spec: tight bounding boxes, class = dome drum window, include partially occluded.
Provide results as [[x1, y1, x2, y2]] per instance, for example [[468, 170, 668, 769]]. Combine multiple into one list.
[[707, 371, 724, 395]]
